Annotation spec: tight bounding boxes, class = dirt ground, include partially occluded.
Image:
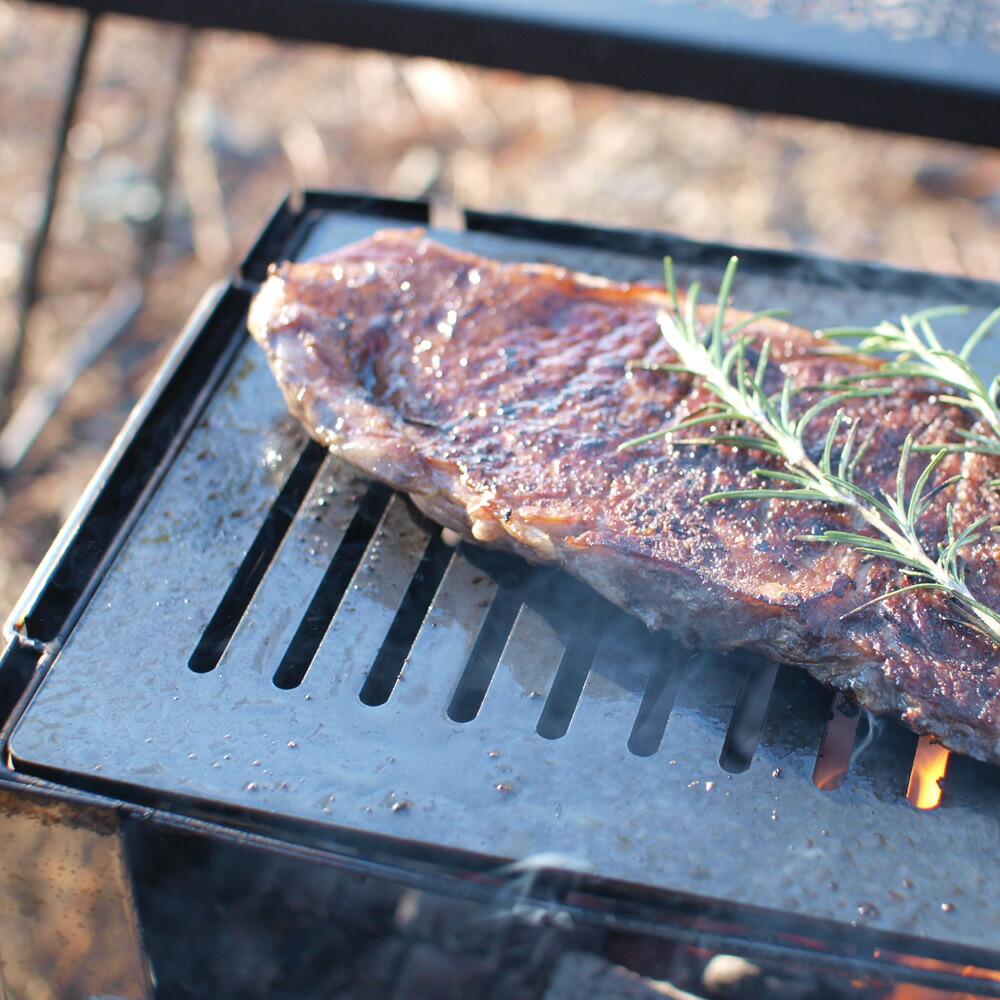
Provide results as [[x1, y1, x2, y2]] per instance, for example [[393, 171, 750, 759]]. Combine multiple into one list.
[[1, 0, 999, 621]]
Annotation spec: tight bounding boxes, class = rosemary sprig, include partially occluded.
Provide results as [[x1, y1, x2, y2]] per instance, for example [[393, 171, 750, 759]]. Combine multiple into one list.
[[826, 305, 1000, 455], [620, 257, 1000, 645]]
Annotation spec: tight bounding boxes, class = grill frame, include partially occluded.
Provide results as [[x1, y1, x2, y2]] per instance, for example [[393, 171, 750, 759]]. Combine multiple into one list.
[[4, 191, 1000, 995], [20, 0, 1000, 147]]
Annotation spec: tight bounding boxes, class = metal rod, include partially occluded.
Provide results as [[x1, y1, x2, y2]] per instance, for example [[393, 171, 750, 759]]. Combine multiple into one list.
[[0, 281, 144, 472], [0, 25, 196, 475], [2, 11, 97, 429]]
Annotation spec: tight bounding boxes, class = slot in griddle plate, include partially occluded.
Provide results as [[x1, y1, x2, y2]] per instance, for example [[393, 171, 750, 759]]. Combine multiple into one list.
[[8, 208, 1000, 953]]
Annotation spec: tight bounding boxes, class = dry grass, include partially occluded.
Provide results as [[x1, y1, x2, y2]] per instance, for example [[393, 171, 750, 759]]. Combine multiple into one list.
[[1, 0, 999, 620]]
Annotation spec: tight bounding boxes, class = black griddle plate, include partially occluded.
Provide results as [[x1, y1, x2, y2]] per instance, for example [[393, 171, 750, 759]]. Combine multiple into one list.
[[5, 195, 1000, 973]]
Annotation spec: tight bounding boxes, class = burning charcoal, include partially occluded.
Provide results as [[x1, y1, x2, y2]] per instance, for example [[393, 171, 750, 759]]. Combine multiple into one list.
[[702, 955, 765, 997], [391, 886, 601, 962], [393, 889, 493, 951], [702, 953, 858, 1000], [390, 885, 606, 1000], [545, 952, 709, 1000]]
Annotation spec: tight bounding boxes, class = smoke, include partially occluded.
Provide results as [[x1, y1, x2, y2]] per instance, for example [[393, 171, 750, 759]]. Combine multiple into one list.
[[486, 852, 594, 930], [849, 708, 881, 763]]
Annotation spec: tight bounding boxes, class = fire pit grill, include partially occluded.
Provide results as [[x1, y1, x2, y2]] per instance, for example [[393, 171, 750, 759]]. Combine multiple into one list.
[[4, 193, 1000, 995]]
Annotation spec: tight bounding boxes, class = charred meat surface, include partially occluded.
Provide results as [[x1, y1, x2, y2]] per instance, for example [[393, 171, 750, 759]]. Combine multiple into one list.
[[248, 229, 1000, 763]]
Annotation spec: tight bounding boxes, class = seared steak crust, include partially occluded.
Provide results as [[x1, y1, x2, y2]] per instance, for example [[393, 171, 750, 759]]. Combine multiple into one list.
[[248, 229, 1000, 764]]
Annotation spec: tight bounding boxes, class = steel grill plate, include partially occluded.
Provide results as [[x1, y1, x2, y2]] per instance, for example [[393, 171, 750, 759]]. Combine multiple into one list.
[[7, 206, 1000, 953]]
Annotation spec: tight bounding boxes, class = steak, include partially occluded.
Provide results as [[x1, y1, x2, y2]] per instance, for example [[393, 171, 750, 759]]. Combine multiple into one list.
[[247, 229, 1000, 764]]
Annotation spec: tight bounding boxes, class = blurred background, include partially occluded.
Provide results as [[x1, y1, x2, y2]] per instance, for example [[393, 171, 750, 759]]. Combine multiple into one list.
[[1, 0, 999, 618]]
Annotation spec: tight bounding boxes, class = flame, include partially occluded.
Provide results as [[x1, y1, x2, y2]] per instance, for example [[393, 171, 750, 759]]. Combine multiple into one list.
[[906, 736, 950, 810], [889, 986, 971, 999], [813, 693, 861, 791], [877, 950, 1000, 999]]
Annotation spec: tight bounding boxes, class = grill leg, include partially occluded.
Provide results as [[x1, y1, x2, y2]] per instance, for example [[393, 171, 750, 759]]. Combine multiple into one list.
[[0, 23, 196, 474], [1, 11, 97, 429]]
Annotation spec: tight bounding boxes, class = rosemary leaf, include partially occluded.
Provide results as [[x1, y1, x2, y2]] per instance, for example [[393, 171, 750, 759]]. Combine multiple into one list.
[[703, 488, 832, 503], [623, 256, 1000, 645], [828, 304, 1000, 447]]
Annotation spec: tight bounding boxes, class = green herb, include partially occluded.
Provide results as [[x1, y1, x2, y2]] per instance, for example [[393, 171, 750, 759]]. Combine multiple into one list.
[[620, 257, 1000, 645], [826, 305, 1000, 456]]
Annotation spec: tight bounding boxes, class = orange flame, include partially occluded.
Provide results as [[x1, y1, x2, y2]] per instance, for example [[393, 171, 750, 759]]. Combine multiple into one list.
[[889, 986, 974, 999], [906, 737, 950, 810], [813, 693, 861, 791], [877, 950, 1000, 999]]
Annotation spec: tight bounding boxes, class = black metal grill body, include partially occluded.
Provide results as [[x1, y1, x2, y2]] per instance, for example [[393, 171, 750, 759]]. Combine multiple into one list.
[[3, 193, 1000, 998], [23, 0, 1000, 147]]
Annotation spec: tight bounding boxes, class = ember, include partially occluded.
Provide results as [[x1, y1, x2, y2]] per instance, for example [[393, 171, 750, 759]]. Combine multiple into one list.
[[877, 951, 1000, 1000], [813, 694, 862, 791], [907, 737, 951, 811]]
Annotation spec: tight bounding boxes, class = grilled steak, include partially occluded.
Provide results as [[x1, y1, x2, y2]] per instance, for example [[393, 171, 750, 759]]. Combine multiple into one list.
[[248, 229, 1000, 764]]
